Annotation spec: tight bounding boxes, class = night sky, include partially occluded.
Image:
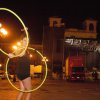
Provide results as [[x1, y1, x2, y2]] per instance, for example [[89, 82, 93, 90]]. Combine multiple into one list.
[[0, 0, 100, 44]]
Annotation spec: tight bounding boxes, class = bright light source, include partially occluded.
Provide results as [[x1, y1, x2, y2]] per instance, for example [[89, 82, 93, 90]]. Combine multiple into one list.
[[0, 23, 2, 27], [0, 28, 8, 35], [46, 59, 48, 62], [17, 42, 21, 46], [12, 45, 18, 50], [0, 64, 2, 67], [30, 54, 33, 58]]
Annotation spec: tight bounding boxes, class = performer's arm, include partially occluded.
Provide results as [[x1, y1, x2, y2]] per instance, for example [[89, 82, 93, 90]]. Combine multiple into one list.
[[8, 47, 25, 58]]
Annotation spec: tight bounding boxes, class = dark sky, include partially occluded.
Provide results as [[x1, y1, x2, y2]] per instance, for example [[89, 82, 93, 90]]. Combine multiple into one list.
[[0, 0, 100, 44]]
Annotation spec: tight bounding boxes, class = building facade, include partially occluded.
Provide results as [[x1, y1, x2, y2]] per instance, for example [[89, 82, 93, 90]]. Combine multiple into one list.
[[43, 17, 100, 78]]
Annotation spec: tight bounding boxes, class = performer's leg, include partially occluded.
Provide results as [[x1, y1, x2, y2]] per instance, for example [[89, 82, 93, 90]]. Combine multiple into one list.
[[17, 80, 25, 100], [23, 77, 32, 100]]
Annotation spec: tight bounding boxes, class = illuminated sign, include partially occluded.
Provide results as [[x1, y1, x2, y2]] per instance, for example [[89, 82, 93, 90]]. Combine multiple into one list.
[[65, 39, 99, 51], [65, 39, 90, 45]]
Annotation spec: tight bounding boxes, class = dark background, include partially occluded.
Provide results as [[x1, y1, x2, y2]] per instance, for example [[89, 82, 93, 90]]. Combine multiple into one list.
[[0, 0, 100, 44]]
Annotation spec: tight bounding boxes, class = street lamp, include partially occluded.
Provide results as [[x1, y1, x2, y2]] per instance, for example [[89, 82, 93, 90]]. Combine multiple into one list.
[[0, 23, 8, 38], [17, 42, 21, 46], [0, 64, 2, 67], [12, 45, 18, 50], [0, 28, 8, 35], [12, 41, 22, 50], [29, 54, 33, 58], [0, 23, 2, 28]]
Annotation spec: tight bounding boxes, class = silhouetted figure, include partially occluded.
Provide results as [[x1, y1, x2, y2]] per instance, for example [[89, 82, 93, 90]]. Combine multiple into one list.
[[92, 71, 98, 80]]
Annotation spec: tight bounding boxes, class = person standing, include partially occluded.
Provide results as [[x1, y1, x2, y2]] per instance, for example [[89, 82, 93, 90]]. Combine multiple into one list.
[[8, 35, 32, 100]]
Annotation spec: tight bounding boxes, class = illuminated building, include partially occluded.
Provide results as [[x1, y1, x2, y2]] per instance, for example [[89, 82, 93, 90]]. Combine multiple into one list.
[[43, 17, 100, 78]]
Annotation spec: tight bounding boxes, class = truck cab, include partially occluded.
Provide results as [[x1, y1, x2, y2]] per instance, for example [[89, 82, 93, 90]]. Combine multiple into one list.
[[65, 56, 85, 81], [71, 66, 85, 81]]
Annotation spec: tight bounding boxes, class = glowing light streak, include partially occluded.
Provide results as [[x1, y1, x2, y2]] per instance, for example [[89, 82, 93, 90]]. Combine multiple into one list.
[[0, 8, 29, 57]]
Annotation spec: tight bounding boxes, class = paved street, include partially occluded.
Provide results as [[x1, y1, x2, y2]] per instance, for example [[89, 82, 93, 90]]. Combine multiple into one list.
[[0, 79, 100, 100]]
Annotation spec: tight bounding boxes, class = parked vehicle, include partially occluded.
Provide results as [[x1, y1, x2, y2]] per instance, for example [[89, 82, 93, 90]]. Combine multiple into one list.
[[65, 56, 85, 81]]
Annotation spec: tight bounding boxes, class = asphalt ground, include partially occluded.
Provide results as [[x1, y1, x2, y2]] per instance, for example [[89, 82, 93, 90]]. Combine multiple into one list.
[[0, 79, 100, 100]]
